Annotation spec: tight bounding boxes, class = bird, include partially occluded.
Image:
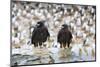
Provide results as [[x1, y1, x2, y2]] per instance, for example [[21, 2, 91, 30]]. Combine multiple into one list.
[[57, 24, 73, 48], [31, 21, 50, 48]]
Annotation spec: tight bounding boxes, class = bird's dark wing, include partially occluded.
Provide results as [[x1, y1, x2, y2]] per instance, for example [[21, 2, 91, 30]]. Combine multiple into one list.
[[32, 28, 37, 37], [58, 30, 61, 39], [31, 27, 38, 44], [69, 31, 73, 40], [43, 27, 50, 37], [57, 30, 63, 43], [46, 28, 50, 37]]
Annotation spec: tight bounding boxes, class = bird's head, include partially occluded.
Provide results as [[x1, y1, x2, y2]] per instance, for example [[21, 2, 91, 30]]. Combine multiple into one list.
[[36, 21, 45, 27], [62, 24, 68, 29]]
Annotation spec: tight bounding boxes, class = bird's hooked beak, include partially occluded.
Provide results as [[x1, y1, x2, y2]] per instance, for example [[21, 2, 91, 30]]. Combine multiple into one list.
[[36, 23, 40, 27], [61, 24, 68, 29], [62, 26, 64, 28], [58, 25, 63, 29], [60, 25, 64, 29]]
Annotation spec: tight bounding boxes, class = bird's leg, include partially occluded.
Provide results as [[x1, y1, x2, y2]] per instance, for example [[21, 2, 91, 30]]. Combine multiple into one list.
[[63, 44, 66, 49], [67, 44, 69, 48], [37, 43, 39, 48], [34, 43, 37, 48], [36, 43, 38, 48], [35, 43, 38, 47], [60, 44, 61, 48], [67, 42, 70, 48], [39, 42, 42, 48], [60, 43, 63, 48]]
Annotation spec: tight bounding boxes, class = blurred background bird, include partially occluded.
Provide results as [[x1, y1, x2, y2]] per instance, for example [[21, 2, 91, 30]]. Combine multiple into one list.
[[57, 24, 73, 48], [31, 21, 50, 48]]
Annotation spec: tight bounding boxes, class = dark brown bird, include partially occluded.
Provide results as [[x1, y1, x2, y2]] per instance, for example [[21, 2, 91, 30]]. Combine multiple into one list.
[[31, 21, 50, 48], [57, 24, 73, 48]]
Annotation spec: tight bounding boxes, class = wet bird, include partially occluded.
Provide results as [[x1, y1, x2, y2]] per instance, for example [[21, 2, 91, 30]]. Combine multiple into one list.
[[57, 24, 73, 48], [31, 21, 50, 48]]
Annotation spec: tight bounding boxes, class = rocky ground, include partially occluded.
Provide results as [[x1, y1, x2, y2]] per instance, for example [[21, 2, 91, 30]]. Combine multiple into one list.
[[11, 44, 95, 65]]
